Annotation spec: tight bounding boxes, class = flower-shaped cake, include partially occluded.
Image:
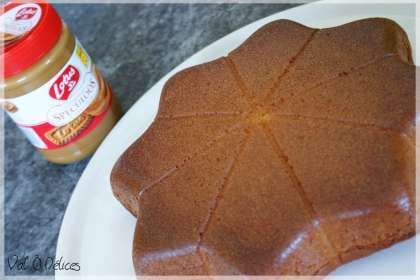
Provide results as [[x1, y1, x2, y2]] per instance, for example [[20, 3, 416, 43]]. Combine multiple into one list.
[[111, 18, 415, 275]]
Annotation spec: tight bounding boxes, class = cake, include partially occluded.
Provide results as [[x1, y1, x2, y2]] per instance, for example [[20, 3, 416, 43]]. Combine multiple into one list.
[[110, 18, 416, 275]]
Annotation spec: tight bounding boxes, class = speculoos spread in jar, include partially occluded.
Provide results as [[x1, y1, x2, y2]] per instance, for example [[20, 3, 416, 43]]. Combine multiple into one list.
[[0, 0, 122, 164]]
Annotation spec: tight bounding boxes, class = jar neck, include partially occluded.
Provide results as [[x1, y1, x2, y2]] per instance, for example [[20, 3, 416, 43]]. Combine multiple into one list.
[[2, 23, 75, 98]]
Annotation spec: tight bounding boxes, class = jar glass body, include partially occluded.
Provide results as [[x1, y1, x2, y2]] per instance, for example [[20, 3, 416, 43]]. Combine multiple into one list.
[[2, 24, 122, 164]]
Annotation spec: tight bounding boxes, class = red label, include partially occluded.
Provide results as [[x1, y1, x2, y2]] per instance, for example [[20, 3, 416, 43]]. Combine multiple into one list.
[[21, 91, 113, 150], [49, 65, 80, 100], [15, 7, 38, 20]]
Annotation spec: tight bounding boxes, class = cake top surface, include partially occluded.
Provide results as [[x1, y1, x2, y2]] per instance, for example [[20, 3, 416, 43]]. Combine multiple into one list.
[[111, 18, 415, 275]]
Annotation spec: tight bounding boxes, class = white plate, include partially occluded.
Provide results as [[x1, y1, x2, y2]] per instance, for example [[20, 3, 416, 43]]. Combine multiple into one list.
[[56, 1, 418, 279]]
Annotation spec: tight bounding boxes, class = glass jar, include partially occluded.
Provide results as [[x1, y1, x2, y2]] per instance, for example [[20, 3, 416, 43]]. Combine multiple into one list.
[[0, 0, 122, 164]]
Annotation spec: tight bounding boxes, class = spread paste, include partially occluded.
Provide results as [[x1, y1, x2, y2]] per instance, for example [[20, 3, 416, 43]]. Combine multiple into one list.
[[0, 0, 122, 163]]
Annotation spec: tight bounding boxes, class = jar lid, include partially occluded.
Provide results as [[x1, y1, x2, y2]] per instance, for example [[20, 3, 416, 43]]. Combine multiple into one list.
[[0, 0, 62, 79]]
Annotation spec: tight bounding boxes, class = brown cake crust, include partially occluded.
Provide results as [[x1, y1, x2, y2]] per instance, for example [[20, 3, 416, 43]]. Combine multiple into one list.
[[110, 18, 416, 275]]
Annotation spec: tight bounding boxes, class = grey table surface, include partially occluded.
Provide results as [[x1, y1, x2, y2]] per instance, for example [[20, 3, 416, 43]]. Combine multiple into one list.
[[4, 3, 299, 276]]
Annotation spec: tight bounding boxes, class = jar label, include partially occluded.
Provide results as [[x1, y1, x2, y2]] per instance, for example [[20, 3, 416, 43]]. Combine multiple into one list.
[[2, 40, 112, 149], [0, 3, 42, 44]]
